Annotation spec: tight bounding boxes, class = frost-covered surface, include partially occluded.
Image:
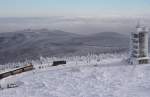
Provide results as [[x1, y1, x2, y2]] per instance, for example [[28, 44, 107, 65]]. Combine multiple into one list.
[[0, 53, 126, 72], [1, 53, 150, 97]]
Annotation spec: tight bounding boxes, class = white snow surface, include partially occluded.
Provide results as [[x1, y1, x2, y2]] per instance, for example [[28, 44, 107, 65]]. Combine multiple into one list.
[[1, 54, 150, 97]]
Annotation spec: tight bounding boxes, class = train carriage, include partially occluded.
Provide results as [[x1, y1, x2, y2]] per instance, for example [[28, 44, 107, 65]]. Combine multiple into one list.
[[12, 69, 23, 75], [0, 72, 11, 79], [23, 64, 34, 72], [0, 64, 34, 80], [52, 61, 66, 66]]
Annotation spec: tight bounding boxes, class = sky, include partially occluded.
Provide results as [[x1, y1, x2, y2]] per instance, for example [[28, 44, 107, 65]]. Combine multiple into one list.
[[0, 0, 150, 34], [0, 0, 150, 17]]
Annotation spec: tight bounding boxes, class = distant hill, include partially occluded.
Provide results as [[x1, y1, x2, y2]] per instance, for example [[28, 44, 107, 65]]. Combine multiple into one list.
[[0, 30, 130, 64], [0, 29, 81, 64], [81, 32, 129, 47], [70, 32, 129, 56]]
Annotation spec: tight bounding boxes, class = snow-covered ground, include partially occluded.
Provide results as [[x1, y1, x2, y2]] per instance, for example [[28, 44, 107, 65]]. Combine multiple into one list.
[[1, 53, 150, 97]]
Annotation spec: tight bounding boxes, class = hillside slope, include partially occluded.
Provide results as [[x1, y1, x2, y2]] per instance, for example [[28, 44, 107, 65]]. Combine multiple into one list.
[[0, 30, 81, 64], [0, 31, 129, 64]]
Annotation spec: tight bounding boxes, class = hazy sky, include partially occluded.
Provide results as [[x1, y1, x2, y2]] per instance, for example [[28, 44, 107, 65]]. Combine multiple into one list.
[[0, 0, 150, 34], [0, 0, 150, 17]]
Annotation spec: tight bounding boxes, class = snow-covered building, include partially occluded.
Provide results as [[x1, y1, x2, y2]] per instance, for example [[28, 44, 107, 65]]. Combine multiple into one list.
[[129, 25, 149, 64]]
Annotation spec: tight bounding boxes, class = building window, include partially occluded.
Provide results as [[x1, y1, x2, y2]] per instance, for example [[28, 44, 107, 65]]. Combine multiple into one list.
[[133, 50, 138, 54], [133, 34, 138, 38], [133, 45, 138, 49], [139, 59, 148, 64], [133, 39, 138, 43]]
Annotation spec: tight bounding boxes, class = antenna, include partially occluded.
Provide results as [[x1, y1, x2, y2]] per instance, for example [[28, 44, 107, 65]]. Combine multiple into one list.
[[136, 20, 141, 28]]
